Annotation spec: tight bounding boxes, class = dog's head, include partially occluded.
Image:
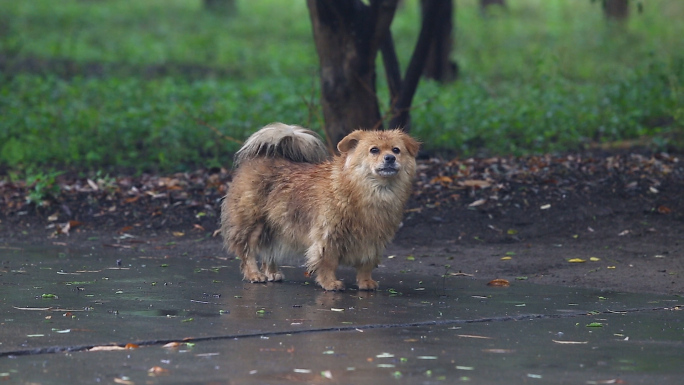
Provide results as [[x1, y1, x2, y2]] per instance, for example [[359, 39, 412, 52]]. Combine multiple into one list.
[[337, 129, 420, 183]]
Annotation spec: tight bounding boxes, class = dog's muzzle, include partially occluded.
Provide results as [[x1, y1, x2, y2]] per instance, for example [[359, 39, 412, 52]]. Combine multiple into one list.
[[377, 154, 399, 176]]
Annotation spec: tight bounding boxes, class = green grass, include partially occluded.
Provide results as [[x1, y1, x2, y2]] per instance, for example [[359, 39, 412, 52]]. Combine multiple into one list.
[[0, 0, 682, 174]]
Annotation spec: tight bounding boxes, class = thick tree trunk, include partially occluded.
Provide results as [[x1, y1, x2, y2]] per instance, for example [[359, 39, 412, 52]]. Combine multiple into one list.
[[307, 0, 398, 149], [603, 0, 629, 20], [421, 0, 457, 83]]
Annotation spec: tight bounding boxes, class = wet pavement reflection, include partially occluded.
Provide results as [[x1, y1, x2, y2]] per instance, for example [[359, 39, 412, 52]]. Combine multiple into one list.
[[1, 244, 682, 384]]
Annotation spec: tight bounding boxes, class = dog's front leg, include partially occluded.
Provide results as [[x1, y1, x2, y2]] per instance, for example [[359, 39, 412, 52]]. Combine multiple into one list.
[[307, 243, 345, 291], [355, 263, 379, 290]]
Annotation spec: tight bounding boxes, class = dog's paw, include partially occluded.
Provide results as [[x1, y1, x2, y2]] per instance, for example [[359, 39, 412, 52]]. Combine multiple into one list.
[[244, 272, 268, 283], [319, 279, 345, 291], [266, 271, 284, 282], [357, 279, 379, 291]]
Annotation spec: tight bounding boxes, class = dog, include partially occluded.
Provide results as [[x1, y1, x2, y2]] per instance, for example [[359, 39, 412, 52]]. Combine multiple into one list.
[[221, 122, 419, 291]]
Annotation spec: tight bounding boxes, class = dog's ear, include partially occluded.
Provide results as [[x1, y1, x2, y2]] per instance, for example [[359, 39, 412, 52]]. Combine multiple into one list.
[[337, 130, 363, 153], [402, 134, 421, 157]]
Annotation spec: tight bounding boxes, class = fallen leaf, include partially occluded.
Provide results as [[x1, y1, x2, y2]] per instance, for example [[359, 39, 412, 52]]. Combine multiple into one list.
[[457, 334, 493, 339], [172, 231, 185, 237], [567, 258, 586, 263], [376, 353, 394, 358], [430, 176, 453, 184], [89, 345, 126, 351], [487, 278, 510, 287], [468, 199, 487, 207], [540, 204, 551, 210], [552, 340, 588, 344], [500, 256, 512, 260], [148, 366, 169, 375], [590, 257, 601, 262], [87, 179, 99, 191], [482, 349, 515, 353], [124, 196, 140, 204], [57, 222, 71, 235], [657, 205, 671, 214], [459, 179, 491, 188]]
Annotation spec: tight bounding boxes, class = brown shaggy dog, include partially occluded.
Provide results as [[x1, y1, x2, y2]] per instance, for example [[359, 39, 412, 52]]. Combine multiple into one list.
[[221, 122, 419, 291]]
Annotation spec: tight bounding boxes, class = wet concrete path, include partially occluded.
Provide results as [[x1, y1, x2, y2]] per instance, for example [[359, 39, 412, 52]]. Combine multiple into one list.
[[1, 244, 682, 384]]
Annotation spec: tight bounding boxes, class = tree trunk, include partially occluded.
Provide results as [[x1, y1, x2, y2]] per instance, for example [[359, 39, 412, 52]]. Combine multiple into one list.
[[480, 0, 506, 11], [203, 0, 237, 15], [421, 0, 457, 83], [603, 0, 629, 20], [307, 0, 398, 149]]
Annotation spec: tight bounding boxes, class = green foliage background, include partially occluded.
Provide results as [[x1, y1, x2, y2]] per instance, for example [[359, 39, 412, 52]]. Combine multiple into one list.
[[1, 0, 682, 173]]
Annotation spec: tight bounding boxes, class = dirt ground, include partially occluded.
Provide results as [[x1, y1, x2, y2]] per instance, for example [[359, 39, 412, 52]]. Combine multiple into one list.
[[1, 150, 682, 295]]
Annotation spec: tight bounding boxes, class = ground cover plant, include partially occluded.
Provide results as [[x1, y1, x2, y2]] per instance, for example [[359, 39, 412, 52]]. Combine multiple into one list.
[[0, 0, 682, 175]]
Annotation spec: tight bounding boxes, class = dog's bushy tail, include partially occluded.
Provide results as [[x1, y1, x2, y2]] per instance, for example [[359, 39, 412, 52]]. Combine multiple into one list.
[[234, 122, 330, 166]]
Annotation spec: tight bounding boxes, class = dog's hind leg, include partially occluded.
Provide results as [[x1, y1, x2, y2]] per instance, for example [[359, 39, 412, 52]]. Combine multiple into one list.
[[238, 222, 267, 283]]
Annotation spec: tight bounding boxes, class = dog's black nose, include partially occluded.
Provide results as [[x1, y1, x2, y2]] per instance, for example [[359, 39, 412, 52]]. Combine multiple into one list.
[[384, 154, 396, 163]]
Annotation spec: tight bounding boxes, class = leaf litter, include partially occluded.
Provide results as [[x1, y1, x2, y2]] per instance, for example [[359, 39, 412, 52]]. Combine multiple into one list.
[[1, 153, 680, 240]]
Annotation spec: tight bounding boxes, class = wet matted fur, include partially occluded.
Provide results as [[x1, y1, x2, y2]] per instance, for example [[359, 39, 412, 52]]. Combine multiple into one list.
[[221, 122, 419, 291]]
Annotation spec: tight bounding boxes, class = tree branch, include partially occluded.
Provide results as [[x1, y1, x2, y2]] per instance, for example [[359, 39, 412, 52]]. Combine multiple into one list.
[[380, 31, 402, 109], [368, 0, 399, 55], [388, 0, 440, 131]]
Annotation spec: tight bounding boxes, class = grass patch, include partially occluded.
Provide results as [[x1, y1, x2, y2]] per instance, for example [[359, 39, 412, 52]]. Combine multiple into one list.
[[0, 0, 682, 174]]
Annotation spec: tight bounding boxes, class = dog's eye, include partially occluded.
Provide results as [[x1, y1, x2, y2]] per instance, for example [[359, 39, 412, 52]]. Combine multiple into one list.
[[370, 147, 380, 154], [392, 147, 401, 154]]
